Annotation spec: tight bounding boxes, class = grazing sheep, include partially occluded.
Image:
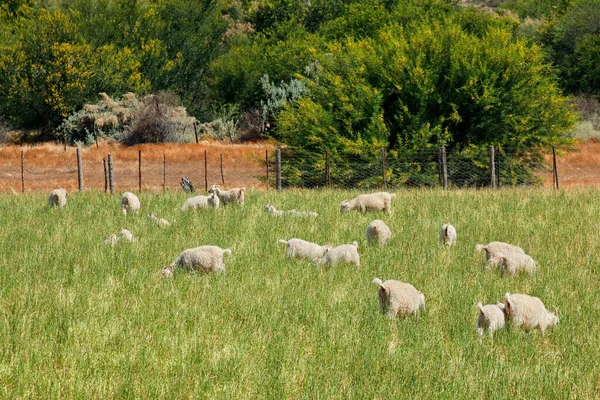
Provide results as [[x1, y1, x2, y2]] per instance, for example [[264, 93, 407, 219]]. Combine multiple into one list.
[[476, 302, 506, 337], [48, 188, 67, 208], [366, 220, 392, 247], [313, 242, 360, 267], [340, 192, 396, 214], [372, 278, 426, 318], [504, 293, 559, 335], [103, 234, 118, 247], [208, 185, 245, 206], [265, 204, 319, 217], [147, 213, 172, 228], [495, 252, 537, 276], [181, 193, 220, 211], [439, 223, 457, 247], [118, 228, 135, 242], [278, 238, 331, 261], [161, 245, 232, 277], [475, 242, 525, 268], [121, 192, 141, 215]]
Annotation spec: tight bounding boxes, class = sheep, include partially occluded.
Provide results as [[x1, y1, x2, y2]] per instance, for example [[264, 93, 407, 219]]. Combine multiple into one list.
[[121, 192, 141, 215], [48, 188, 67, 208], [439, 223, 457, 247], [340, 192, 396, 214], [278, 238, 331, 261], [208, 185, 245, 206], [181, 193, 220, 211], [147, 213, 172, 228], [475, 242, 525, 268], [118, 228, 135, 242], [366, 219, 392, 247], [313, 242, 360, 267], [103, 234, 118, 247], [476, 302, 506, 337], [495, 252, 537, 276], [372, 278, 426, 318], [161, 245, 232, 277], [503, 293, 559, 335], [265, 204, 318, 217]]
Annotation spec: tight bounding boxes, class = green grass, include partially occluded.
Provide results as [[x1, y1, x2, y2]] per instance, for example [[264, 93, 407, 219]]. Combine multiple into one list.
[[0, 188, 599, 398]]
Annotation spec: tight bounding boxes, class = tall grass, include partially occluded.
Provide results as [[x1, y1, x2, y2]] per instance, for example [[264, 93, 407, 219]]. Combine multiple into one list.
[[0, 188, 598, 397]]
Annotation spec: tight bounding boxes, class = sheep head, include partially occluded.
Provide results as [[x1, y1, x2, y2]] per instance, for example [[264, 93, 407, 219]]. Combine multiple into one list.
[[418, 291, 426, 311], [340, 201, 351, 212]]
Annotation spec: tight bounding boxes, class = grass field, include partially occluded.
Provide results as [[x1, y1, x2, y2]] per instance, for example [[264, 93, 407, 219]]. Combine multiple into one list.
[[0, 188, 599, 398]]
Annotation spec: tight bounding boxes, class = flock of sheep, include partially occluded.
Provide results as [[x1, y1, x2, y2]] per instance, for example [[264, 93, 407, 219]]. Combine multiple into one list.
[[47, 186, 558, 338]]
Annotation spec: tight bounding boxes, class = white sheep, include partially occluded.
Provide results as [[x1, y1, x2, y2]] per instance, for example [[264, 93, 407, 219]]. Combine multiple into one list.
[[476, 302, 506, 337], [121, 192, 141, 215], [181, 193, 220, 211], [278, 238, 331, 261], [372, 278, 426, 318], [147, 212, 172, 228], [48, 188, 67, 208], [439, 223, 457, 247], [495, 252, 537, 276], [103, 234, 118, 247], [366, 220, 392, 247], [265, 204, 318, 217], [475, 242, 525, 268], [208, 185, 245, 206], [313, 242, 360, 267], [161, 245, 232, 277], [340, 192, 396, 214], [503, 293, 559, 335], [118, 228, 135, 242]]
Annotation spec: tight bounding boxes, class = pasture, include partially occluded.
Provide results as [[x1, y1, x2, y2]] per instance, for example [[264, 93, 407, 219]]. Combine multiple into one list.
[[0, 188, 598, 398]]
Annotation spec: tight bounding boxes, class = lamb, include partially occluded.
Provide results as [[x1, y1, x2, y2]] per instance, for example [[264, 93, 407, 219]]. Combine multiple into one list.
[[161, 245, 232, 277], [265, 204, 319, 217], [372, 278, 426, 318], [181, 193, 220, 211], [118, 228, 135, 242], [503, 293, 559, 335], [278, 238, 331, 261], [121, 192, 141, 215], [476, 302, 506, 337], [366, 220, 392, 247], [48, 188, 67, 208], [147, 213, 172, 228], [439, 223, 457, 247], [495, 252, 537, 275], [313, 242, 360, 267], [340, 192, 396, 214], [475, 242, 525, 268], [208, 185, 245, 206]]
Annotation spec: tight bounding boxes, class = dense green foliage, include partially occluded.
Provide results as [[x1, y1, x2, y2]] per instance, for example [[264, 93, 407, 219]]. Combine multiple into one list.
[[0, 189, 599, 397]]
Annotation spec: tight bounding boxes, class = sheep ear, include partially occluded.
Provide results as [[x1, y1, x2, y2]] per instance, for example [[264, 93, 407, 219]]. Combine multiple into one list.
[[372, 226, 378, 233], [477, 302, 484, 312]]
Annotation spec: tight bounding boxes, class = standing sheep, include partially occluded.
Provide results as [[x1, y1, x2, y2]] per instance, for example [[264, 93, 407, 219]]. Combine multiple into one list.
[[475, 242, 525, 268], [372, 278, 426, 318], [161, 245, 232, 277], [313, 242, 360, 267], [181, 193, 220, 211], [340, 192, 396, 214], [278, 238, 331, 261], [476, 302, 506, 337], [147, 213, 172, 228], [366, 220, 392, 247], [439, 223, 457, 247], [495, 252, 537, 276], [503, 293, 559, 335], [208, 185, 245, 206], [121, 192, 141, 215], [48, 188, 67, 208]]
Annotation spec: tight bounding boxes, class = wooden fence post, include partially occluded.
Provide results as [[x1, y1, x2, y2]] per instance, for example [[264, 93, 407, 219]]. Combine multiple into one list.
[[20, 150, 24, 193], [440, 146, 447, 189], [275, 148, 281, 191], [382, 148, 387, 189], [220, 153, 225, 185], [193, 122, 199, 144], [553, 146, 559, 189], [76, 148, 83, 192], [138, 150, 142, 192], [204, 149, 208, 192], [265, 149, 269, 191], [489, 146, 496, 189], [108, 154, 114, 194], [103, 158, 108, 193]]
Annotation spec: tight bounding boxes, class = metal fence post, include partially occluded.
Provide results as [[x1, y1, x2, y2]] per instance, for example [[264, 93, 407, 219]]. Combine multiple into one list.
[[265, 149, 269, 191], [439, 146, 448, 189], [382, 148, 387, 189], [325, 151, 331, 188], [553, 146, 559, 189], [163, 154, 166, 193], [204, 149, 208, 192], [20, 150, 24, 193], [220, 153, 225, 185], [76, 148, 83, 192], [489, 146, 496, 189], [108, 154, 114, 194], [138, 150, 142, 192], [276, 148, 281, 191], [103, 158, 108, 193]]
